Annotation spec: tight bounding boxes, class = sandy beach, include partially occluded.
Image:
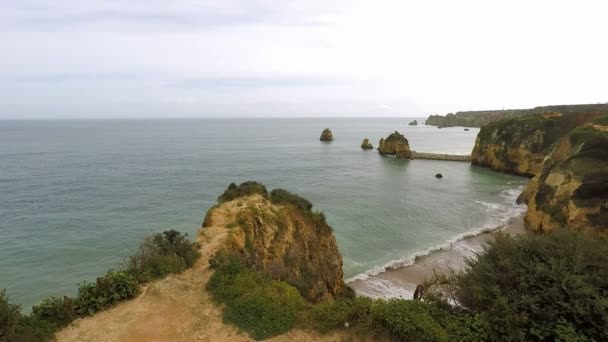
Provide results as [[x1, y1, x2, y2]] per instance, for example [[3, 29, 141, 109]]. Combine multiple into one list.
[[349, 216, 527, 299]]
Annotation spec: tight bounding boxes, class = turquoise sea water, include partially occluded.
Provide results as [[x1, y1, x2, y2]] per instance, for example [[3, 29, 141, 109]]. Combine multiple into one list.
[[0, 118, 527, 308]]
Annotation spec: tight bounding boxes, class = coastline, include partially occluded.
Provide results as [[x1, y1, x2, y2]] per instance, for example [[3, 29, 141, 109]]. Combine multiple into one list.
[[348, 215, 527, 299]]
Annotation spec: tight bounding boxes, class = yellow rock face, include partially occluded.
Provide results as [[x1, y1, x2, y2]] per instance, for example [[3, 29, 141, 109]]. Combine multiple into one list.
[[204, 194, 347, 302], [378, 131, 412, 159], [523, 127, 608, 235], [472, 111, 607, 234]]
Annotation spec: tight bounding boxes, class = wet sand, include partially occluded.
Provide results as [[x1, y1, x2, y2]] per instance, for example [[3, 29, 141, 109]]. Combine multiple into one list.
[[349, 216, 527, 299]]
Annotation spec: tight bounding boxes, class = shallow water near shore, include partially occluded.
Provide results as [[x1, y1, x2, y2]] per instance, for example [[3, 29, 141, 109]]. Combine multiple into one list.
[[0, 118, 528, 308]]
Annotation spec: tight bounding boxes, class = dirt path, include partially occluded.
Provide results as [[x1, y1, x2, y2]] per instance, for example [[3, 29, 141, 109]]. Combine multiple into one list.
[[56, 202, 348, 342]]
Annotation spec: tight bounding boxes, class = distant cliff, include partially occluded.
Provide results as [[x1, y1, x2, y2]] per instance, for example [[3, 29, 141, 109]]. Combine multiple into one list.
[[469, 107, 607, 234], [204, 182, 347, 302], [426, 104, 608, 128], [470, 111, 598, 177]]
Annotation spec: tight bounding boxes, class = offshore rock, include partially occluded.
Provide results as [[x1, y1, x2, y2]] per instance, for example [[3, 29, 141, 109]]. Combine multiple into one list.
[[320, 128, 334, 141], [408, 120, 418, 126], [378, 131, 412, 159], [361, 138, 373, 149]]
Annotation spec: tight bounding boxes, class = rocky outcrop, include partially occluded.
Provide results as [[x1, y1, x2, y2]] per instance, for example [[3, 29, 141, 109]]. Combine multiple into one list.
[[471, 110, 601, 177], [204, 182, 347, 302], [469, 107, 607, 235], [378, 131, 412, 159], [524, 122, 608, 234], [426, 104, 608, 128], [408, 120, 418, 126], [360, 138, 373, 149], [320, 128, 333, 141]]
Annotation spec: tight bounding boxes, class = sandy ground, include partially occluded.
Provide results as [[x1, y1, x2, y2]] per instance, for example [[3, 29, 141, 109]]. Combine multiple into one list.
[[349, 217, 527, 299], [56, 202, 349, 342]]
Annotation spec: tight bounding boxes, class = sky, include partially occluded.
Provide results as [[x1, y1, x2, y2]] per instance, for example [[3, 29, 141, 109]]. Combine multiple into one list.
[[1, 0, 607, 118]]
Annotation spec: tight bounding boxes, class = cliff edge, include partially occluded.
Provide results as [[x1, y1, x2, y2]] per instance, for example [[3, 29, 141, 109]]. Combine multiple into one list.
[[470, 107, 607, 234], [57, 182, 348, 341], [524, 122, 608, 234], [204, 182, 347, 302]]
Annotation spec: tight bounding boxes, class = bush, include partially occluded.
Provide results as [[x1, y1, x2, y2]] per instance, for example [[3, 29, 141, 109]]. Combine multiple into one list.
[[207, 258, 306, 340], [0, 290, 56, 342], [372, 299, 449, 342], [75, 270, 139, 316], [218, 181, 268, 202], [308, 297, 374, 333], [1, 289, 23, 340], [456, 229, 608, 341], [31, 296, 76, 329], [308, 296, 485, 341], [125, 230, 200, 282]]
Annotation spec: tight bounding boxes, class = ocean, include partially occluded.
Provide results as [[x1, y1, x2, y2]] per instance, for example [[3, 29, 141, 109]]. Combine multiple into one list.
[[0, 118, 528, 308]]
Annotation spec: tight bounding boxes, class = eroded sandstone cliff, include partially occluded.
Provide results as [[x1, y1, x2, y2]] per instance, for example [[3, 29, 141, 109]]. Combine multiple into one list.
[[524, 122, 608, 234], [470, 108, 607, 234], [471, 110, 599, 177], [203, 182, 347, 302]]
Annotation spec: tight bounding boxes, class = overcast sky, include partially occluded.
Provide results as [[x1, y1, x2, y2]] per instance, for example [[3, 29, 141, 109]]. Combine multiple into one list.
[[1, 0, 606, 118]]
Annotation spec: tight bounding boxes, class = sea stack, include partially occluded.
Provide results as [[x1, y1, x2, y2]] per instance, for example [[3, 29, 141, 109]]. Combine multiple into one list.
[[409, 120, 418, 126], [378, 131, 412, 159], [320, 128, 333, 141], [361, 138, 373, 149]]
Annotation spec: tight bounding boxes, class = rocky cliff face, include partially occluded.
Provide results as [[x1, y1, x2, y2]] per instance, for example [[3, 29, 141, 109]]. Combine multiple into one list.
[[203, 182, 347, 302], [378, 131, 412, 159], [427, 104, 608, 128], [470, 108, 607, 234], [524, 122, 608, 234], [471, 110, 599, 177]]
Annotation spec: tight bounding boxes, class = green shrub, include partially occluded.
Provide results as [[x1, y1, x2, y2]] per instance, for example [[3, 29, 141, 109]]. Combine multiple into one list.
[[308, 297, 374, 333], [75, 270, 139, 316], [31, 296, 77, 329], [308, 296, 485, 341], [125, 229, 200, 282], [372, 299, 449, 342], [207, 258, 306, 340], [456, 229, 608, 341], [218, 181, 268, 202], [1, 289, 23, 340], [0, 290, 55, 342]]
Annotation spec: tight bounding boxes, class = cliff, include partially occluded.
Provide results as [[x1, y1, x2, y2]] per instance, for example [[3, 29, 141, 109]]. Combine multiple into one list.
[[471, 110, 600, 177], [470, 108, 607, 234], [426, 104, 608, 128], [524, 121, 608, 234], [204, 182, 347, 302], [378, 131, 412, 159], [57, 183, 348, 342]]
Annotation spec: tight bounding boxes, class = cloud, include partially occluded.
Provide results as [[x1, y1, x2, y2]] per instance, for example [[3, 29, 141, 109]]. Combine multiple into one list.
[[1, 0, 607, 118]]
